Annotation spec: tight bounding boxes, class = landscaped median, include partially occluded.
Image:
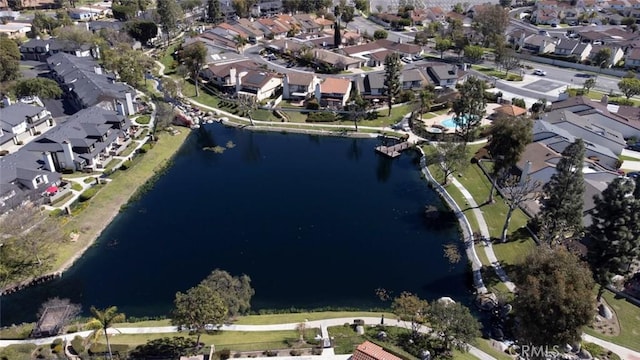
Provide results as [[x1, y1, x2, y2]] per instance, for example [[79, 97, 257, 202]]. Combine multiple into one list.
[[471, 65, 523, 82]]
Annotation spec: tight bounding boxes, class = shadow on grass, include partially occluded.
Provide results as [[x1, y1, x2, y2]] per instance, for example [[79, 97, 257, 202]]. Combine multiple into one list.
[[503, 226, 533, 244]]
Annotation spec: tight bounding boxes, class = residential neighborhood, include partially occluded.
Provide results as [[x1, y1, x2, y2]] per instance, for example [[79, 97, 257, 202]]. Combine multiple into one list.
[[1, 0, 640, 359]]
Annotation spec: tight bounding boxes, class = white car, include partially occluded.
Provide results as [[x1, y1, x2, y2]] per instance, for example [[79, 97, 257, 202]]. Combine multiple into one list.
[[401, 57, 413, 63], [533, 69, 547, 76]]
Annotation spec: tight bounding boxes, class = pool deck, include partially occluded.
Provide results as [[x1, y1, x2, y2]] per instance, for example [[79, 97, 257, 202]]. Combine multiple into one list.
[[421, 104, 501, 133]]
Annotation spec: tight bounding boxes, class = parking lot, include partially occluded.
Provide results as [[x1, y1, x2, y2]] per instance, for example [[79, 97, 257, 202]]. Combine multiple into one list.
[[524, 79, 565, 93]]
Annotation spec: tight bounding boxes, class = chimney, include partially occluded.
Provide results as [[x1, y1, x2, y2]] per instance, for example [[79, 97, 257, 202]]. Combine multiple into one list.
[[398, 37, 402, 44], [2, 95, 11, 107], [61, 140, 75, 170], [42, 152, 55, 171], [283, 74, 290, 99], [236, 71, 242, 93], [125, 92, 135, 115], [94, 66, 102, 75], [230, 67, 237, 85], [116, 101, 126, 115], [315, 82, 321, 103], [520, 161, 532, 185], [284, 41, 288, 49]]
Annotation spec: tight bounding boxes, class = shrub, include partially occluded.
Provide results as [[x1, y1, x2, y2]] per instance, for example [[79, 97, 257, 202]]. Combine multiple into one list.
[[79, 187, 98, 202], [233, 353, 242, 358], [51, 339, 63, 347], [609, 97, 634, 106], [307, 112, 337, 122], [49, 209, 65, 217], [70, 335, 85, 355], [398, 90, 415, 103], [511, 97, 526, 108], [306, 100, 320, 110], [136, 115, 151, 124], [16, 140, 23, 145], [219, 349, 231, 360], [290, 350, 302, 356], [120, 160, 133, 170], [71, 183, 82, 191], [52, 343, 63, 354], [0, 150, 8, 156], [311, 348, 323, 355], [263, 350, 278, 357]]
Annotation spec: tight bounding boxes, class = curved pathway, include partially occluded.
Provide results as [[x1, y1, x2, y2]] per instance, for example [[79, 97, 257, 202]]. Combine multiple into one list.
[[449, 178, 516, 292]]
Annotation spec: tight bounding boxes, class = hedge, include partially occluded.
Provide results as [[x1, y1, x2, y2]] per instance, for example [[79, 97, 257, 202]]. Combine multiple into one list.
[[79, 187, 99, 202], [306, 112, 337, 123]]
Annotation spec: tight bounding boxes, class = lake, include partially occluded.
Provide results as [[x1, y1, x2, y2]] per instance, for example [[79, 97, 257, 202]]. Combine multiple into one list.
[[1, 125, 470, 325]]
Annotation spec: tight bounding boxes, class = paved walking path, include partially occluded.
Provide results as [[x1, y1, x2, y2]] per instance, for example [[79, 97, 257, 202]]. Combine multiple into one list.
[[450, 179, 516, 292]]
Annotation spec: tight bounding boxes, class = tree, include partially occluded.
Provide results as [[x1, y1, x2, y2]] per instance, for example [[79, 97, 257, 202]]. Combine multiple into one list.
[[618, 77, 640, 99], [391, 292, 429, 338], [129, 337, 198, 360], [114, 49, 149, 87], [180, 41, 207, 97], [237, 93, 258, 126], [87, 306, 126, 360], [473, 5, 509, 47], [354, 0, 368, 11], [199, 269, 255, 317], [232, 0, 255, 18], [513, 247, 595, 347], [0, 35, 20, 82], [334, 19, 342, 47], [428, 300, 481, 352], [588, 178, 640, 300], [499, 0, 512, 7], [12, 78, 62, 99], [36, 297, 81, 333], [537, 139, 585, 246], [583, 78, 596, 93], [171, 284, 228, 346], [157, 0, 183, 46], [347, 92, 369, 132], [429, 140, 469, 185], [235, 35, 248, 54], [592, 48, 611, 68], [452, 76, 487, 144], [463, 45, 483, 63], [486, 116, 533, 203], [54, 27, 95, 46], [126, 21, 158, 45], [500, 176, 540, 242], [180, 0, 202, 12], [434, 37, 451, 59], [373, 29, 388, 39], [416, 86, 434, 120], [207, 0, 222, 24], [499, 48, 521, 76], [383, 53, 402, 116], [0, 204, 64, 289]]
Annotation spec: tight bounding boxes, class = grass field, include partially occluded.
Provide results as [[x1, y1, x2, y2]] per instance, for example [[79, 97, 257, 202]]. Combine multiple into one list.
[[584, 290, 640, 352]]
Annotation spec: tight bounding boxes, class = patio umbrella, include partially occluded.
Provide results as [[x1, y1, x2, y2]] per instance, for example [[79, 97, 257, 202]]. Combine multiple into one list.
[[45, 185, 58, 194]]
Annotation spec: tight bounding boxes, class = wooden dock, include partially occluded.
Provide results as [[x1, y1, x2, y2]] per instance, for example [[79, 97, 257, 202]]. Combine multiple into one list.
[[375, 142, 410, 158]]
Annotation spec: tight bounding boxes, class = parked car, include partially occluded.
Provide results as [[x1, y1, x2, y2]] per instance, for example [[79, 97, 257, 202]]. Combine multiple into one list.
[[412, 54, 423, 61], [533, 69, 547, 76], [401, 57, 413, 63], [627, 172, 640, 178]]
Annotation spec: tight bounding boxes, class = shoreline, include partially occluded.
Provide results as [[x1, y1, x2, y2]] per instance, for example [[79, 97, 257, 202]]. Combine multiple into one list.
[[1, 121, 401, 295]]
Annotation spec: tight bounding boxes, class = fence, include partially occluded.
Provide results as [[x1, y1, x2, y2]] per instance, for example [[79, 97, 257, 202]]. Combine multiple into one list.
[[515, 53, 629, 78]]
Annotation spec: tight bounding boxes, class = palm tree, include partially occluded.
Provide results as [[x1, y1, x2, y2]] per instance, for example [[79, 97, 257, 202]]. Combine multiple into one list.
[[87, 306, 125, 360], [417, 86, 434, 120], [235, 35, 248, 54]]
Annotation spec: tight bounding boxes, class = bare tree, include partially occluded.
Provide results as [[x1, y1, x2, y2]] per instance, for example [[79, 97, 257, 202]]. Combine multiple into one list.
[[0, 204, 64, 289], [237, 94, 257, 126], [499, 49, 521, 76], [500, 175, 540, 242], [428, 140, 469, 185]]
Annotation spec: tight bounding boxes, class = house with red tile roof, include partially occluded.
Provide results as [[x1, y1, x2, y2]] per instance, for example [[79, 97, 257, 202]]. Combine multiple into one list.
[[315, 77, 352, 109], [352, 341, 403, 360]]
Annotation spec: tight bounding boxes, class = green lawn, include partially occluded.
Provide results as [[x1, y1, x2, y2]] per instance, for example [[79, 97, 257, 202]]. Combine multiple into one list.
[[160, 44, 178, 74], [119, 142, 139, 158], [471, 66, 523, 81], [136, 115, 151, 125], [235, 312, 393, 325], [453, 349, 480, 360], [583, 290, 640, 352], [105, 330, 304, 350]]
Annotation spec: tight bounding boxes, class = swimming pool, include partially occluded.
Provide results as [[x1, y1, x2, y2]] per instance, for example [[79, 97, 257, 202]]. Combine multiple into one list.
[[440, 115, 475, 129]]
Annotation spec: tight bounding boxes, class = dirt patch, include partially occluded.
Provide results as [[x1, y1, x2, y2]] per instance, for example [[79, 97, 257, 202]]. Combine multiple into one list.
[[591, 299, 621, 337]]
